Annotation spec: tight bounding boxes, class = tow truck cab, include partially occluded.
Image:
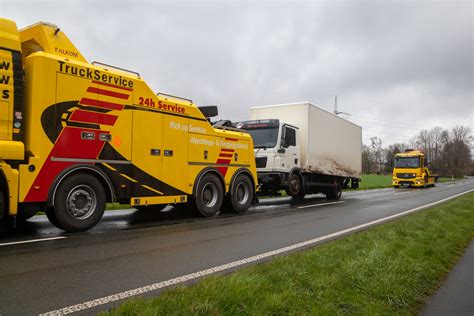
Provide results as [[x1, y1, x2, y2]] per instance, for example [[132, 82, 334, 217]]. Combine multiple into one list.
[[392, 150, 438, 188]]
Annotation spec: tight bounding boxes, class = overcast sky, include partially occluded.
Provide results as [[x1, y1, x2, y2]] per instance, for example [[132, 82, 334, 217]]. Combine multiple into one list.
[[2, 0, 473, 145]]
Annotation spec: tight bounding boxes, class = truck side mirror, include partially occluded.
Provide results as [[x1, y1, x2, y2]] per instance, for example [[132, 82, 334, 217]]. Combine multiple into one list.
[[278, 148, 286, 154], [280, 126, 287, 148]]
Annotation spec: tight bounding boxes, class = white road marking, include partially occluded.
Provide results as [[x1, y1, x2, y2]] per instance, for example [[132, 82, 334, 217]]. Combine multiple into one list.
[[298, 200, 346, 209], [40, 188, 474, 316], [0, 236, 66, 247]]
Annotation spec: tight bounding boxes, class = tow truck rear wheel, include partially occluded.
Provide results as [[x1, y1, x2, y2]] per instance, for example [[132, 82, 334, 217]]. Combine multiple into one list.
[[52, 174, 106, 232], [195, 173, 223, 217], [228, 173, 253, 213]]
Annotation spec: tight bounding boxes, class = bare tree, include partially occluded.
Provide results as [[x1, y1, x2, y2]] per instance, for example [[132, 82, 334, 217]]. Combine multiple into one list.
[[370, 137, 384, 174], [430, 127, 443, 169], [362, 145, 372, 174]]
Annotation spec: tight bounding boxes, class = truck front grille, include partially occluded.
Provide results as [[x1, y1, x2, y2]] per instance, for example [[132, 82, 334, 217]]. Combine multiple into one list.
[[255, 157, 267, 168], [397, 173, 416, 179]]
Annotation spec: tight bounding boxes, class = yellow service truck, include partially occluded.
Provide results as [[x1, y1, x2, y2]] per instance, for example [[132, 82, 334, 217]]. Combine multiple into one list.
[[392, 149, 438, 188], [0, 18, 257, 232]]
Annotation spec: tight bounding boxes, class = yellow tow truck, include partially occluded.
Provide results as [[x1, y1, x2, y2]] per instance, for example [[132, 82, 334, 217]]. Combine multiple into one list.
[[392, 150, 438, 188], [0, 18, 257, 232]]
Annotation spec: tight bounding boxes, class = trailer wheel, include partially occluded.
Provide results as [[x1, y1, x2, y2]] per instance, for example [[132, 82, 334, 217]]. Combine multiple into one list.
[[228, 173, 253, 213], [326, 186, 342, 200], [286, 173, 305, 198], [195, 173, 223, 217], [52, 174, 106, 232]]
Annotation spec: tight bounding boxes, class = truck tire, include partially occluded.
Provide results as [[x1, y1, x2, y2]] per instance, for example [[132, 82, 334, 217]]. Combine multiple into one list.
[[195, 173, 223, 217], [45, 206, 65, 230], [0, 190, 5, 222], [286, 173, 305, 199], [326, 186, 342, 200], [52, 174, 106, 232], [228, 173, 254, 213]]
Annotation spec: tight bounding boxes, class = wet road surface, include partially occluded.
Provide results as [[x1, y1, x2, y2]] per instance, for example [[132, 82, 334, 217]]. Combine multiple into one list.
[[0, 179, 473, 315]]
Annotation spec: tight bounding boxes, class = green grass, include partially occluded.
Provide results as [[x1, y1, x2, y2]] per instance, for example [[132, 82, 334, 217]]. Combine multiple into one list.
[[358, 174, 392, 190], [103, 192, 474, 316]]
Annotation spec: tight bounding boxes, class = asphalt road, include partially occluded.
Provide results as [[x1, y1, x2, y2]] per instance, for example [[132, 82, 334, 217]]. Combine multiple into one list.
[[0, 179, 473, 315]]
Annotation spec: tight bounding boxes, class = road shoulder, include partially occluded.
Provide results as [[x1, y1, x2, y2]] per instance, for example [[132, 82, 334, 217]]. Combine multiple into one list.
[[422, 240, 474, 316]]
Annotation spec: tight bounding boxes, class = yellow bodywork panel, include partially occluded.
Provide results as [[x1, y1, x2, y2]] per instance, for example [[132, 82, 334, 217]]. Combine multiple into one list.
[[131, 195, 187, 206], [131, 110, 162, 186], [0, 18, 21, 51], [0, 140, 24, 160], [19, 22, 87, 62]]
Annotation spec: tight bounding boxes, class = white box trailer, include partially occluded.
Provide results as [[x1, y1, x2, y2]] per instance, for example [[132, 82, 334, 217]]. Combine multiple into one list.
[[237, 102, 362, 199]]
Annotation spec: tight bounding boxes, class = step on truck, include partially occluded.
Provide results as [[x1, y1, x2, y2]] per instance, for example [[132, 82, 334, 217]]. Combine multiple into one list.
[[0, 18, 257, 232], [392, 149, 438, 188], [236, 102, 361, 200]]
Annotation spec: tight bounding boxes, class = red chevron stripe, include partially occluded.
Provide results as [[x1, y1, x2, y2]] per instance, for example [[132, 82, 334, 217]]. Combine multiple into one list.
[[219, 153, 233, 158], [70, 109, 118, 126], [80, 98, 124, 111], [87, 87, 129, 100], [216, 158, 231, 177]]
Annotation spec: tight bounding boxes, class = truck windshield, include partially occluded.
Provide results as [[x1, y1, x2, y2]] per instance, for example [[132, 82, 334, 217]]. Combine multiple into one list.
[[246, 127, 279, 148], [394, 157, 420, 168]]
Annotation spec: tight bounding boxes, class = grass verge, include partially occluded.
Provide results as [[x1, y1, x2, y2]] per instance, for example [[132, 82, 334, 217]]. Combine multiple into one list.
[[358, 174, 392, 190], [104, 192, 474, 315]]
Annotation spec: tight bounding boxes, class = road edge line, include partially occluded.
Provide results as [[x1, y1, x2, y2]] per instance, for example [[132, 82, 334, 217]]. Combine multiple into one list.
[[0, 236, 67, 247], [298, 200, 346, 209]]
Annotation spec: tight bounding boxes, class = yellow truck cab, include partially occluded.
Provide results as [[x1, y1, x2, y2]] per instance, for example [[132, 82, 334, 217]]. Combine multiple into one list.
[[0, 18, 257, 231], [392, 149, 438, 188]]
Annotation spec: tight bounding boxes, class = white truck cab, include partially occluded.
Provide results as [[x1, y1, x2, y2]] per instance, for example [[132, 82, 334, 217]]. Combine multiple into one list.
[[238, 120, 300, 173], [236, 119, 303, 196]]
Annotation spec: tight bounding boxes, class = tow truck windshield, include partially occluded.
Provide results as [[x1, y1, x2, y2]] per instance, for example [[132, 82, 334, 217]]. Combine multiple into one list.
[[394, 157, 420, 168]]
